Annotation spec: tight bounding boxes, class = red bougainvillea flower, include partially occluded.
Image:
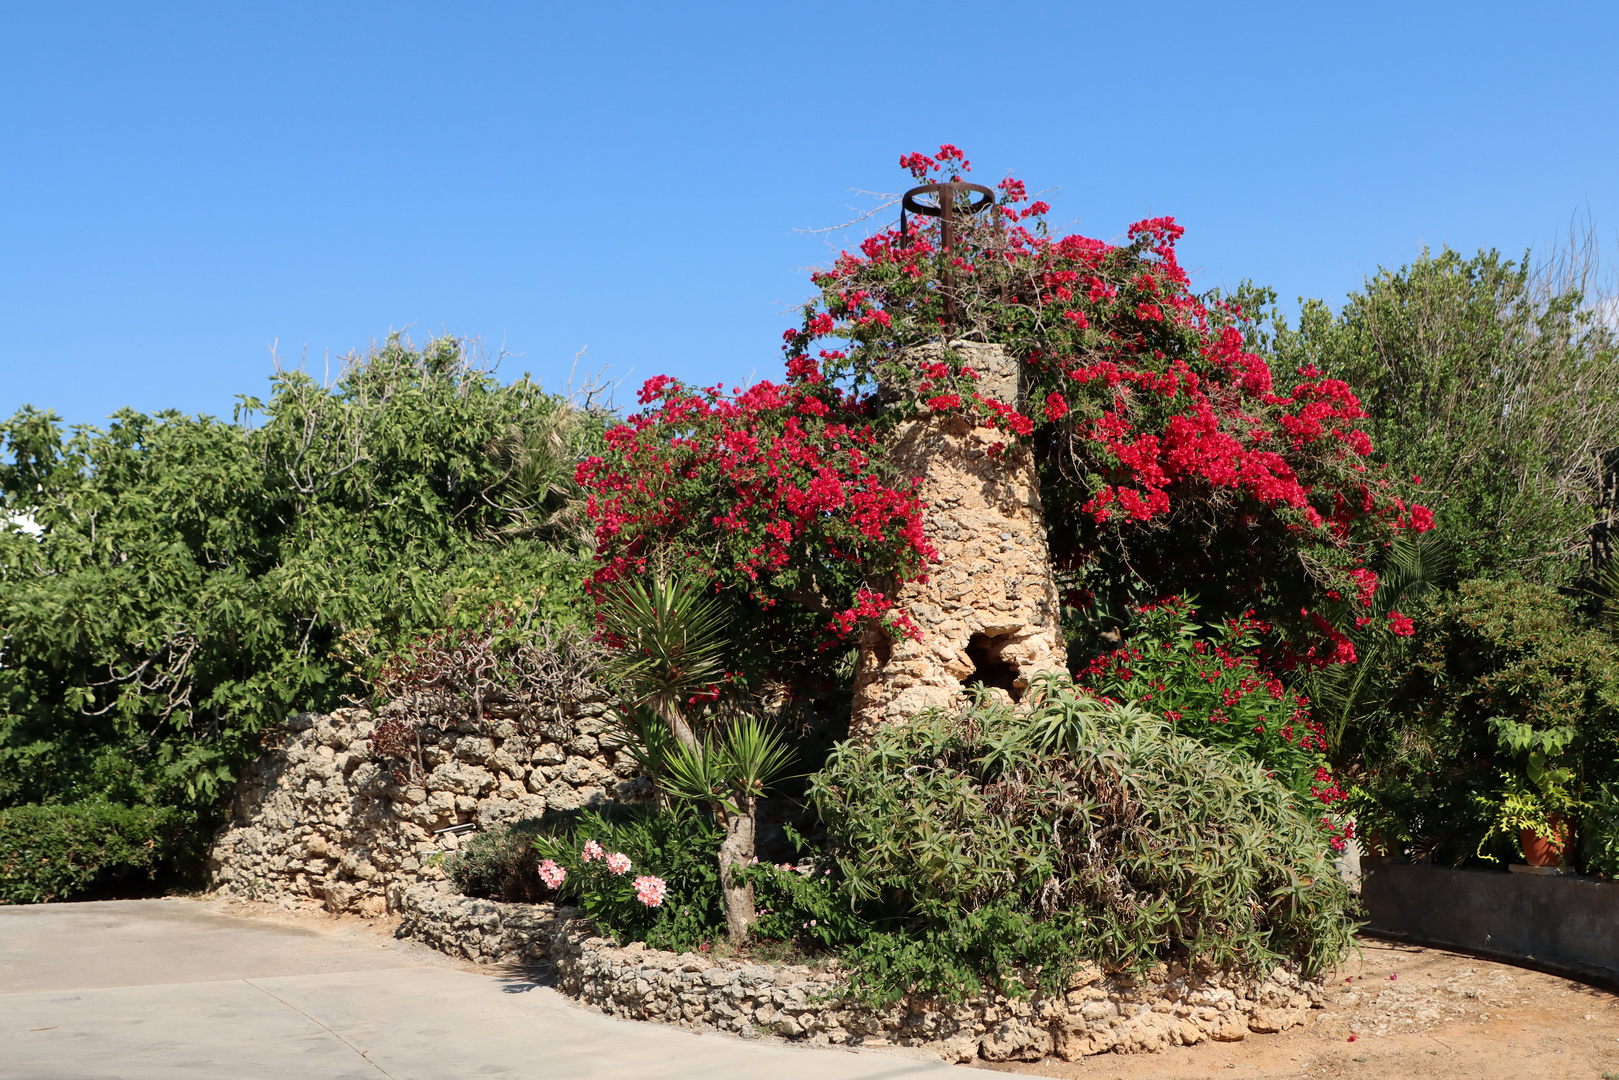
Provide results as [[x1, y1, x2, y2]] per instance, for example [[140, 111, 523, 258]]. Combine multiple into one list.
[[779, 144, 1432, 663]]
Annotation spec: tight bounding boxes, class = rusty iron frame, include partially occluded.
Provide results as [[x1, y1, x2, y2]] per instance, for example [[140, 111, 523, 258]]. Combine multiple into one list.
[[900, 180, 1000, 328]]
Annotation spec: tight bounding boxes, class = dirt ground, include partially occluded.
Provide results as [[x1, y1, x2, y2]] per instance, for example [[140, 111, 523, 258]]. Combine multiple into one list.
[[980, 938, 1619, 1080]]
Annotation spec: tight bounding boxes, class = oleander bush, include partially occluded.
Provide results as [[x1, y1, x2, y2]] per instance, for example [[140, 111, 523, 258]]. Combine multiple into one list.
[[0, 801, 197, 904], [527, 805, 727, 952], [1076, 596, 1351, 849]]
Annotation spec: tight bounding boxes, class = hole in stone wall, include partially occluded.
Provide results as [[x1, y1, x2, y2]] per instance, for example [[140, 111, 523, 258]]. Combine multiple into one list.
[[962, 632, 1022, 702]]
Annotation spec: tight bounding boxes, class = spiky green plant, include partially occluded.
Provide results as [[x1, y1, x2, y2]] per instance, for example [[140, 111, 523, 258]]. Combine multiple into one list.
[[803, 675, 1356, 1003], [1307, 531, 1455, 757], [596, 574, 729, 751], [596, 573, 795, 940]]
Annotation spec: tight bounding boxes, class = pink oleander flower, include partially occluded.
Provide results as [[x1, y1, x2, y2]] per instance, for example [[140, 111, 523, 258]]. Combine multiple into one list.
[[581, 839, 605, 862], [605, 851, 632, 875], [538, 859, 566, 889], [633, 875, 667, 907]]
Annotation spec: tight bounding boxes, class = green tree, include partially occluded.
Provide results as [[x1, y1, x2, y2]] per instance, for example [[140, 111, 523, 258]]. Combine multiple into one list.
[[1356, 578, 1619, 865], [0, 336, 595, 838], [1274, 246, 1619, 585]]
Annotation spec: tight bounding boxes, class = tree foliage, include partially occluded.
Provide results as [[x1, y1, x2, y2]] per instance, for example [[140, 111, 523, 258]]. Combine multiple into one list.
[[1355, 578, 1619, 865], [1275, 246, 1619, 585], [0, 336, 593, 816]]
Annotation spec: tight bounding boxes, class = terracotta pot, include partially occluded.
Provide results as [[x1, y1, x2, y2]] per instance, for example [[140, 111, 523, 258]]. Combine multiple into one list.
[[1520, 812, 1572, 867], [1362, 830, 1389, 858]]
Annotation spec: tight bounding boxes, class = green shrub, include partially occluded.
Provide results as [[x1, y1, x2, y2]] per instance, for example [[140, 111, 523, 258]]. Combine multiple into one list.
[[1581, 783, 1619, 878], [789, 676, 1355, 1004], [529, 805, 726, 952], [1357, 578, 1619, 866], [1275, 245, 1619, 587], [0, 802, 196, 904], [447, 818, 551, 902], [0, 336, 595, 821]]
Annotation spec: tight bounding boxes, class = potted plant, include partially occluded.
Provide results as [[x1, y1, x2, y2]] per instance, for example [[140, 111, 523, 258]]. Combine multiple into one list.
[[1476, 771, 1580, 868]]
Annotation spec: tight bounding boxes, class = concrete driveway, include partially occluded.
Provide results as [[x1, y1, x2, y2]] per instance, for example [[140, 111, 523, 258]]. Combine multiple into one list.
[[0, 898, 958, 1080]]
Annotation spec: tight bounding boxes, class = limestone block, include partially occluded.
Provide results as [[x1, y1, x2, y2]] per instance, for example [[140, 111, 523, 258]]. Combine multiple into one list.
[[545, 782, 605, 812], [425, 761, 496, 797], [560, 755, 610, 787], [455, 737, 496, 765]]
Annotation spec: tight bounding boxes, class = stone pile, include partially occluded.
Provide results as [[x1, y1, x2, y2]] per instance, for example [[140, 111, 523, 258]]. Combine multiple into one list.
[[392, 880, 1323, 1063], [209, 699, 642, 915]]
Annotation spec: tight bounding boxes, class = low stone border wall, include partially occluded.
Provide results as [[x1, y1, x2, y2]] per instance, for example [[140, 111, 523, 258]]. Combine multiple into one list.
[[392, 881, 1324, 1062], [1362, 859, 1619, 987]]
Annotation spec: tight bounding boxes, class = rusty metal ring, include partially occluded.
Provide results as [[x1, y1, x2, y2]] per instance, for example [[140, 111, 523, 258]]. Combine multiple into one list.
[[901, 182, 997, 217]]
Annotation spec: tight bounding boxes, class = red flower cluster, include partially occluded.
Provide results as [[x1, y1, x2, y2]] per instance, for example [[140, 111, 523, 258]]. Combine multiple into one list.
[[577, 376, 935, 668], [1080, 597, 1350, 849], [786, 144, 1433, 658]]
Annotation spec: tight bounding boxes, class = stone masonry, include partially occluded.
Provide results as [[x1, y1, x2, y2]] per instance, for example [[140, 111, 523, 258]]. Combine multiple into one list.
[[393, 879, 1324, 1063], [851, 341, 1067, 738], [209, 698, 642, 916]]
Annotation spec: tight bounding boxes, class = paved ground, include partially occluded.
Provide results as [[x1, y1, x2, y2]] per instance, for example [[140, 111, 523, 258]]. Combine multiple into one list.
[[0, 898, 957, 1080]]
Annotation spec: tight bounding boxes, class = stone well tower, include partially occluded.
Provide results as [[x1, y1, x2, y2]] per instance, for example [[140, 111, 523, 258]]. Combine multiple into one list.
[[849, 341, 1068, 739]]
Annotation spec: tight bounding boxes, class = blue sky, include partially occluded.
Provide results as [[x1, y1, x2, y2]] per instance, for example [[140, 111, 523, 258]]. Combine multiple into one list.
[[3, 2, 1616, 429]]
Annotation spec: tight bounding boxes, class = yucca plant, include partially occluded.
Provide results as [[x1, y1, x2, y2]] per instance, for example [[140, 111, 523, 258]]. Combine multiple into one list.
[[595, 573, 794, 939], [596, 574, 729, 751], [655, 715, 796, 939]]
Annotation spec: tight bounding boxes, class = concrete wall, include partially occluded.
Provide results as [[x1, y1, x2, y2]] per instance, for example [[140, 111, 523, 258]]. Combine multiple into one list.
[[1360, 860, 1619, 986]]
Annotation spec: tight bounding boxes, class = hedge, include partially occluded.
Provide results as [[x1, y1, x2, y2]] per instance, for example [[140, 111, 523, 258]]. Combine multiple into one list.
[[0, 802, 195, 904]]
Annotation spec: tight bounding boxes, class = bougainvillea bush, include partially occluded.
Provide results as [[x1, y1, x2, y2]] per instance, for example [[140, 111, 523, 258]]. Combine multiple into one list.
[[578, 147, 1430, 688], [576, 376, 933, 691], [784, 146, 1433, 664]]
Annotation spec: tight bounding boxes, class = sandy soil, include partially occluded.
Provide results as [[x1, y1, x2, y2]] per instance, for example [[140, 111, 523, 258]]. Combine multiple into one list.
[[979, 939, 1619, 1080]]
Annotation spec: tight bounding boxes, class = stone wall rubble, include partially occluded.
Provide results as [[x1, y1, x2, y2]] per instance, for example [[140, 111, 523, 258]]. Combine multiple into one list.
[[209, 701, 641, 915], [851, 341, 1068, 738], [392, 881, 1322, 1063]]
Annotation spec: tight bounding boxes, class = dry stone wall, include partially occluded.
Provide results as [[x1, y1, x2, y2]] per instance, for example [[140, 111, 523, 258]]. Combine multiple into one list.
[[209, 697, 644, 915], [393, 880, 1323, 1062], [852, 341, 1067, 738]]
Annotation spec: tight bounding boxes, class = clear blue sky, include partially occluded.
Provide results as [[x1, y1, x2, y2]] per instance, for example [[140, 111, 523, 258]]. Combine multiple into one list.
[[3, 2, 1616, 429]]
